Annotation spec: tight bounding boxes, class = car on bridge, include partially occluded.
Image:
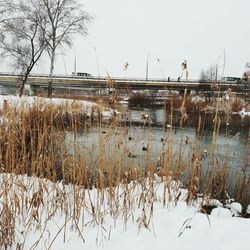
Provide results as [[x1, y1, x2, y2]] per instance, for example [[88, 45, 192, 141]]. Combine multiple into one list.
[[72, 72, 93, 78], [222, 76, 241, 83]]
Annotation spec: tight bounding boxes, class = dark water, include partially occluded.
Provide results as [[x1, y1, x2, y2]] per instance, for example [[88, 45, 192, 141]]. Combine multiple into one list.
[[66, 108, 249, 172], [0, 85, 17, 95], [65, 106, 250, 204]]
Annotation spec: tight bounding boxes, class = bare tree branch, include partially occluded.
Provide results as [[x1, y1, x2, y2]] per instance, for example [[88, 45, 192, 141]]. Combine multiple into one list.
[[38, 0, 92, 97], [0, 0, 48, 96], [0, 0, 92, 97]]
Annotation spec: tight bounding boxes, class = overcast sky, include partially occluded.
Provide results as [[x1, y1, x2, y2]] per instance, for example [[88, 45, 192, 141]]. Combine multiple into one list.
[[4, 0, 250, 79]]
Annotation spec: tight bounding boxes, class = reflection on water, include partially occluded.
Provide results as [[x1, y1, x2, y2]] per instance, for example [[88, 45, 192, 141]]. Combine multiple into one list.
[[66, 125, 249, 171], [65, 106, 249, 203], [0, 85, 17, 95], [125, 106, 249, 133]]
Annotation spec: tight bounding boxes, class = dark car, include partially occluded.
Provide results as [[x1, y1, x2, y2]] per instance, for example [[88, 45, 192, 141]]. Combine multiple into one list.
[[72, 72, 92, 78]]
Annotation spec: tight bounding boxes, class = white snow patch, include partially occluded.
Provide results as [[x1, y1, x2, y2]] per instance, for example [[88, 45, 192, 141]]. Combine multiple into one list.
[[0, 174, 249, 250], [238, 108, 250, 118], [211, 207, 232, 218], [228, 202, 242, 216], [207, 199, 223, 207], [246, 205, 250, 214], [0, 94, 117, 119]]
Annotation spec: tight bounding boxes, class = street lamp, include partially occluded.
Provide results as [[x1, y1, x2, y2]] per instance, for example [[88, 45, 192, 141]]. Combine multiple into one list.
[[94, 46, 100, 78], [74, 48, 77, 75], [215, 55, 222, 82], [146, 52, 150, 81], [157, 58, 165, 79], [59, 47, 68, 76]]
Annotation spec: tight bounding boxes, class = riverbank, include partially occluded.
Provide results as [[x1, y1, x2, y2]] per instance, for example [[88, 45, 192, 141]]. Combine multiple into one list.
[[0, 94, 249, 249], [0, 173, 249, 250]]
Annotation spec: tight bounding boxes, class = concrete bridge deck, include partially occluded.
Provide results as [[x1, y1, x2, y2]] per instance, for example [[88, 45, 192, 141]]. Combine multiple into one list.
[[0, 73, 249, 94]]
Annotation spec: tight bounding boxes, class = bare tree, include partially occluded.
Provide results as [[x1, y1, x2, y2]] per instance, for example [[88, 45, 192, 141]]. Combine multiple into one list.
[[0, 0, 15, 23], [0, 0, 48, 96], [39, 0, 92, 97], [0, 0, 14, 66], [199, 65, 217, 83], [242, 62, 250, 84]]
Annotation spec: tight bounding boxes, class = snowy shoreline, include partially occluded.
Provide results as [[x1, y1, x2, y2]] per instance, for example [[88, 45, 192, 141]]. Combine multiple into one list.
[[0, 95, 118, 118], [0, 173, 249, 250], [0, 94, 249, 250]]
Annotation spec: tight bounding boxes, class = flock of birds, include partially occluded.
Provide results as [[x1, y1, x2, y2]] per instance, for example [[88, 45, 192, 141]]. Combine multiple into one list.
[[101, 107, 249, 159]]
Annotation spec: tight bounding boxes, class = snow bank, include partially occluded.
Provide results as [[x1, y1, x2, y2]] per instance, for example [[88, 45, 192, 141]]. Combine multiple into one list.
[[228, 202, 243, 216], [0, 95, 117, 119], [0, 174, 249, 250], [0, 95, 95, 110], [246, 205, 250, 214], [211, 207, 232, 217]]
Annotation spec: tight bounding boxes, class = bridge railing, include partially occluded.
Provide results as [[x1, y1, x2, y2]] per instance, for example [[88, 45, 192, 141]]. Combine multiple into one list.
[[0, 72, 249, 87], [0, 71, 202, 82]]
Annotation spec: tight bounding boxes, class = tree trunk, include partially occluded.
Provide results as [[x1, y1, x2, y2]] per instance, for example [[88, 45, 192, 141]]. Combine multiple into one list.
[[18, 72, 29, 97], [48, 48, 56, 98]]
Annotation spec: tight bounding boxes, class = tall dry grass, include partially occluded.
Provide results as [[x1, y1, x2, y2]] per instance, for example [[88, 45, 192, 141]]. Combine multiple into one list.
[[0, 95, 249, 249]]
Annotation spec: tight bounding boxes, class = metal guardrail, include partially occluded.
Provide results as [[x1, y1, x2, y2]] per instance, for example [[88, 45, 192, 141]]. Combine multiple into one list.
[[0, 72, 201, 83], [0, 71, 217, 82]]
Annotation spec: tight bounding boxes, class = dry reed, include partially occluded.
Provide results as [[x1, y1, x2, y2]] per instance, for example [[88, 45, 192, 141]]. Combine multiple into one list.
[[0, 95, 249, 249]]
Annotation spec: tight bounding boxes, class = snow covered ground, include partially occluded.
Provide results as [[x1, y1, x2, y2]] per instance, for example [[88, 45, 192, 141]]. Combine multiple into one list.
[[0, 94, 94, 108], [0, 95, 117, 119], [0, 174, 249, 250]]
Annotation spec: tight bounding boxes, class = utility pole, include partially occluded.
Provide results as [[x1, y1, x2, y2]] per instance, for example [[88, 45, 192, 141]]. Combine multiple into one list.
[[215, 55, 221, 82], [146, 52, 150, 81], [74, 48, 77, 75], [94, 46, 100, 78], [94, 46, 101, 95], [215, 64, 218, 82], [60, 48, 68, 76], [157, 58, 165, 79]]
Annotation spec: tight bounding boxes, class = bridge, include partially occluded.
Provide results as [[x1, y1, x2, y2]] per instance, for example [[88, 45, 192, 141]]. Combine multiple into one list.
[[0, 73, 249, 95]]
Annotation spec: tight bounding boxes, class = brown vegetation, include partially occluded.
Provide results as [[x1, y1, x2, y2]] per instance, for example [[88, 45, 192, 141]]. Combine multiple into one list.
[[0, 96, 249, 248]]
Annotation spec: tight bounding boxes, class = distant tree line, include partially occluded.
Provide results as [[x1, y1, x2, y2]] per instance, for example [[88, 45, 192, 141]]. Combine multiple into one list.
[[199, 65, 217, 83], [200, 63, 250, 84], [0, 0, 92, 97]]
